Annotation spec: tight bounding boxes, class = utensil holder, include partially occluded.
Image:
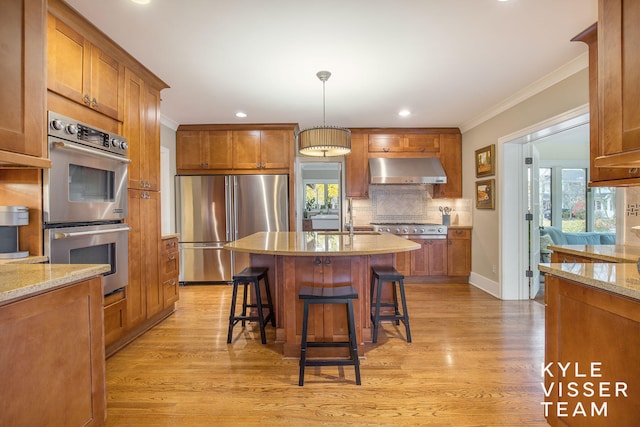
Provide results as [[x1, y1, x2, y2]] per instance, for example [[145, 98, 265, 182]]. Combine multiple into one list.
[[442, 214, 450, 226]]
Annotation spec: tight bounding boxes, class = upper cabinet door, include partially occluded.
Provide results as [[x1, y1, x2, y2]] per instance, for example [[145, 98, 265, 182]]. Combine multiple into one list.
[[0, 0, 47, 165], [47, 14, 123, 121], [597, 0, 640, 164], [260, 130, 291, 169], [404, 134, 440, 153], [233, 130, 262, 169], [368, 134, 403, 153]]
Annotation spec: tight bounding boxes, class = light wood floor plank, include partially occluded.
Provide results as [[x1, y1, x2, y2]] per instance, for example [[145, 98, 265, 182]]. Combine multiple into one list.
[[105, 283, 548, 426]]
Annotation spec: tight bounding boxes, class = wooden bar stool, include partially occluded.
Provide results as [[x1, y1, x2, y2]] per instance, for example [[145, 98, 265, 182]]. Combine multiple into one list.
[[227, 266, 275, 345], [370, 266, 411, 343], [298, 285, 361, 386]]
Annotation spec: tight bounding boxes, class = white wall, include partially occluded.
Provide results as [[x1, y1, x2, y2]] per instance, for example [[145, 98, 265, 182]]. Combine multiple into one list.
[[462, 67, 590, 298], [160, 119, 178, 234]]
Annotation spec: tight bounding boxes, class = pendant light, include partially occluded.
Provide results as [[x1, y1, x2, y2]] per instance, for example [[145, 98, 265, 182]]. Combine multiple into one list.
[[298, 71, 351, 157]]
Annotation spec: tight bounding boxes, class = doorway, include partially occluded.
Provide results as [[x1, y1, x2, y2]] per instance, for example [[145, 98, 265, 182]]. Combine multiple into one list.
[[500, 105, 590, 300], [296, 161, 344, 231]]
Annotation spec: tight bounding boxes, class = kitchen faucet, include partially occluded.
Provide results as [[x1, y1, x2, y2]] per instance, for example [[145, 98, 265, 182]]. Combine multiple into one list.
[[346, 198, 354, 237]]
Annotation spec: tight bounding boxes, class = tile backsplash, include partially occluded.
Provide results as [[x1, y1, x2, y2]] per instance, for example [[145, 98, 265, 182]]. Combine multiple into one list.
[[350, 185, 472, 226], [620, 187, 640, 245]]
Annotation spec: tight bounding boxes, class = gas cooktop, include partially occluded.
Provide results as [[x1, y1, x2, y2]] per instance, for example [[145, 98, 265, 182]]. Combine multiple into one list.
[[370, 222, 440, 226]]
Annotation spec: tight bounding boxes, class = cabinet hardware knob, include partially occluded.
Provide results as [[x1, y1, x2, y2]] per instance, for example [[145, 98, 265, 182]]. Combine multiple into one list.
[[324, 257, 331, 265], [91, 97, 98, 108], [383, 148, 389, 152], [314, 256, 322, 265], [83, 94, 91, 105], [629, 168, 638, 174], [168, 254, 175, 260]]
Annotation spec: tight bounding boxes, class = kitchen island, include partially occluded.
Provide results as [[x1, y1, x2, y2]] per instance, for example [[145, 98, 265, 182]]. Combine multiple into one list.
[[0, 264, 109, 426], [224, 231, 420, 357], [539, 262, 640, 426]]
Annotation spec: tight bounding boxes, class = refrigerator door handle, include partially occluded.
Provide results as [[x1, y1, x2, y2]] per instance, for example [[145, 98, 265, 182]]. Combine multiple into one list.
[[225, 177, 232, 242], [232, 176, 239, 241]]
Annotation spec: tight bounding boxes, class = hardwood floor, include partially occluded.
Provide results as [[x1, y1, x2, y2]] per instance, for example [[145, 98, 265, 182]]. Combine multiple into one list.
[[105, 283, 548, 426]]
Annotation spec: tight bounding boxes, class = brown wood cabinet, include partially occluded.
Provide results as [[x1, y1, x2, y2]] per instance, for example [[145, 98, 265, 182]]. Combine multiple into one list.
[[346, 128, 462, 199], [591, 0, 640, 175], [124, 68, 161, 190], [345, 133, 369, 198], [434, 133, 462, 198], [572, 23, 640, 185], [0, 276, 106, 426], [544, 275, 640, 426], [0, 0, 49, 168], [447, 228, 471, 276], [126, 189, 161, 329], [253, 253, 372, 358], [104, 288, 127, 346], [397, 238, 447, 276], [176, 130, 233, 170], [47, 13, 123, 121], [176, 125, 295, 174], [411, 239, 448, 276], [161, 236, 180, 307], [368, 132, 440, 154], [233, 130, 291, 170], [396, 229, 471, 279]]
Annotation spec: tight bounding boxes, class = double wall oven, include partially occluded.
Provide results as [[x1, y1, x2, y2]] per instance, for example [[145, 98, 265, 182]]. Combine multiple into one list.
[[44, 111, 131, 295]]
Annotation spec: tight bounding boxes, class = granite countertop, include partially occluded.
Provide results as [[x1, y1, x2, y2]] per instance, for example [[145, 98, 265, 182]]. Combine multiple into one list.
[[539, 262, 640, 301], [162, 233, 180, 240], [224, 231, 421, 256], [0, 264, 110, 306], [548, 244, 640, 263], [0, 255, 48, 265]]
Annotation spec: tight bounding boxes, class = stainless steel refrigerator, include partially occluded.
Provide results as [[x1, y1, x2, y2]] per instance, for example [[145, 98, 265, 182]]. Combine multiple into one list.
[[175, 175, 289, 283]]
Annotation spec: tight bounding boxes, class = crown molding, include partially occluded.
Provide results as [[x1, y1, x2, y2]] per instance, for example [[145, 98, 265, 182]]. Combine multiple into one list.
[[460, 52, 589, 133]]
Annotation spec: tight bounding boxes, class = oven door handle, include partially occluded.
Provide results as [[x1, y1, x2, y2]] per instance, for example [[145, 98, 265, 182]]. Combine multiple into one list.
[[53, 226, 132, 239], [52, 141, 132, 164]]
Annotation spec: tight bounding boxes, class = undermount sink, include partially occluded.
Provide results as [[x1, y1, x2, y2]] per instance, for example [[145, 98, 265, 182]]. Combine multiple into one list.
[[315, 231, 381, 236], [311, 214, 340, 230]]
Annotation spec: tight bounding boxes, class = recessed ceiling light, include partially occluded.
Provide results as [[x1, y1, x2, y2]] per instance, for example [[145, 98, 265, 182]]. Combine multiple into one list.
[[235, 112, 247, 118], [131, 0, 151, 4], [398, 110, 411, 117]]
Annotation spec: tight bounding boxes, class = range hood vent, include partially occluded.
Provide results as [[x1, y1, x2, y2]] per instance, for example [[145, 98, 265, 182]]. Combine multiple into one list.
[[369, 157, 447, 184]]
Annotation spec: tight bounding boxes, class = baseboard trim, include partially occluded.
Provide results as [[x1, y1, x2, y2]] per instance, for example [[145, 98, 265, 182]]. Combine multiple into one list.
[[468, 272, 501, 299]]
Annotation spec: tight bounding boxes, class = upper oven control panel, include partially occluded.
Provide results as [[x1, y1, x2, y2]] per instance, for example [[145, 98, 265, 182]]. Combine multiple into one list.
[[48, 111, 128, 156]]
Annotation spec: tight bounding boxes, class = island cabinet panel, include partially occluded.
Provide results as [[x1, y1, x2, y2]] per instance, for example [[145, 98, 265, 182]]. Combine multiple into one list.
[[594, 0, 640, 171], [0, 277, 106, 426], [544, 275, 640, 426], [280, 255, 370, 358], [345, 133, 369, 198], [0, 0, 48, 167], [47, 14, 123, 121]]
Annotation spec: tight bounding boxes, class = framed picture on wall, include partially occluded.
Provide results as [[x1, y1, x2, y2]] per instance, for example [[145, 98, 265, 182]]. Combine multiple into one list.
[[476, 179, 495, 209], [475, 144, 495, 177]]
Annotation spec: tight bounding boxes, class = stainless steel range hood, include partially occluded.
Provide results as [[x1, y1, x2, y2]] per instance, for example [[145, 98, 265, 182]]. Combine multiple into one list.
[[369, 157, 447, 184]]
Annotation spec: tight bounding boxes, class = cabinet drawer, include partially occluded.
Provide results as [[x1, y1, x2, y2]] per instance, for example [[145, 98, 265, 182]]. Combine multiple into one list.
[[447, 228, 470, 239], [104, 292, 127, 346], [163, 278, 180, 306], [162, 251, 179, 277]]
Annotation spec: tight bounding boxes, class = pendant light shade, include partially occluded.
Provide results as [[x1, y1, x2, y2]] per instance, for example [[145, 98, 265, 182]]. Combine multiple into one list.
[[298, 71, 351, 157]]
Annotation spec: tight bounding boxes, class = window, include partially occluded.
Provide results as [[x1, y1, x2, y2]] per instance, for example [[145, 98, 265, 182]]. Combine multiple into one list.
[[538, 166, 615, 233], [304, 182, 340, 212]]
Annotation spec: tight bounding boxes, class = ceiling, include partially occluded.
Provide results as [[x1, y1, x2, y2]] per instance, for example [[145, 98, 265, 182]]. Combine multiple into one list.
[[62, 0, 598, 131]]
